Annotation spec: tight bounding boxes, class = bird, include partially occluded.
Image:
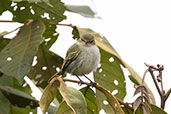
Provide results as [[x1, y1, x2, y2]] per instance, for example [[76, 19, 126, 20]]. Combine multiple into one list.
[[51, 33, 100, 86]]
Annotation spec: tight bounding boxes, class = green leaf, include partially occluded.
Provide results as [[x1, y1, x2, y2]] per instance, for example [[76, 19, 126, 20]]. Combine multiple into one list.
[[76, 27, 156, 104], [55, 101, 72, 114], [0, 0, 12, 15], [122, 104, 167, 114], [11, 0, 49, 3], [151, 104, 167, 114], [72, 26, 80, 39], [59, 78, 87, 114], [0, 85, 38, 108], [7, 0, 66, 23], [0, 91, 10, 114], [0, 38, 10, 52], [27, 34, 63, 88], [39, 80, 59, 113], [10, 105, 37, 114], [80, 87, 99, 114], [66, 5, 96, 18], [97, 85, 125, 114], [0, 75, 13, 86], [0, 20, 45, 82]]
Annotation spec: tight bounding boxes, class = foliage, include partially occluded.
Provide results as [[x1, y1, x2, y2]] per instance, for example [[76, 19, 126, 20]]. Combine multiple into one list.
[[0, 0, 169, 114]]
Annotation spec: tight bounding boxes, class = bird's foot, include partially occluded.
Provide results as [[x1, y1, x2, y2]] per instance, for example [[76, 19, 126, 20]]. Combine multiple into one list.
[[78, 80, 84, 86], [90, 81, 97, 88]]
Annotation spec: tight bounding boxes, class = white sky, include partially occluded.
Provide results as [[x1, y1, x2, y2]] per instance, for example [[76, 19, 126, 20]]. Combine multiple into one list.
[[0, 0, 171, 114]]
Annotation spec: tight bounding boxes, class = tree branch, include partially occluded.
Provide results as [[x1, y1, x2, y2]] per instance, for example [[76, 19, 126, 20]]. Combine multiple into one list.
[[148, 68, 162, 96], [0, 20, 74, 28], [61, 78, 133, 111]]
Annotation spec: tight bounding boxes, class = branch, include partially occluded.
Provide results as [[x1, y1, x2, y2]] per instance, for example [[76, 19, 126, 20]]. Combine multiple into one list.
[[49, 22, 74, 28], [164, 88, 171, 102], [0, 20, 75, 28], [148, 68, 162, 96], [62, 78, 133, 111], [145, 63, 162, 96], [0, 20, 17, 23]]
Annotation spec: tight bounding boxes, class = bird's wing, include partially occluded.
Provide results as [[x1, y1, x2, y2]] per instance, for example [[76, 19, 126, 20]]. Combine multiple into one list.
[[59, 43, 81, 75]]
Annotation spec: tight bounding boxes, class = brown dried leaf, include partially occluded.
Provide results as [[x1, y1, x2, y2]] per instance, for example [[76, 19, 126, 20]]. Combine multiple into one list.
[[133, 85, 144, 96], [133, 96, 142, 113]]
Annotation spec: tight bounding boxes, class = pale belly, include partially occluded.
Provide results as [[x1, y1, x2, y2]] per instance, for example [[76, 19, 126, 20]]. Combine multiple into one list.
[[66, 45, 100, 76]]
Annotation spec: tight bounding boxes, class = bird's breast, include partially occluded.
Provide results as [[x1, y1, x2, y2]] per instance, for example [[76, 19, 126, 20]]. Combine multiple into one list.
[[67, 45, 100, 76]]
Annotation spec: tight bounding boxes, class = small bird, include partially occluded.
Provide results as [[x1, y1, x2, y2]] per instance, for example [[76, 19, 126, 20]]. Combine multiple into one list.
[[52, 33, 100, 86]]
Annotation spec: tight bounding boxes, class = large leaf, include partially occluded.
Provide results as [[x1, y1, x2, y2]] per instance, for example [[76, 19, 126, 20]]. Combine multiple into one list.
[[0, 38, 10, 52], [97, 85, 125, 114], [66, 5, 96, 18], [0, 20, 45, 82], [76, 27, 155, 104], [27, 34, 63, 88], [9, 105, 37, 114], [58, 77, 87, 114], [8, 0, 66, 23], [0, 85, 38, 108], [122, 104, 167, 114], [11, 0, 49, 3], [80, 87, 99, 114], [0, 0, 12, 14], [0, 91, 10, 114], [39, 80, 59, 113], [55, 101, 72, 114]]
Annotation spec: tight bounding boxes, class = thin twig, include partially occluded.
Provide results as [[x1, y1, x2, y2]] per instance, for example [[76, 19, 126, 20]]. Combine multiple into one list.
[[49, 22, 74, 28], [62, 78, 133, 110], [0, 20, 17, 23], [145, 63, 162, 97], [164, 88, 171, 100], [0, 20, 75, 28], [148, 68, 162, 96], [142, 69, 148, 84]]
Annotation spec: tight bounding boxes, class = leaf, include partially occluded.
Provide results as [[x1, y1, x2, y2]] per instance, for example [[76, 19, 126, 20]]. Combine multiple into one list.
[[27, 34, 64, 88], [0, 20, 45, 82], [9, 105, 37, 114], [141, 103, 151, 114], [39, 80, 60, 113], [0, 91, 10, 114], [66, 5, 96, 18], [0, 38, 10, 52], [80, 87, 99, 114], [58, 77, 87, 114], [151, 104, 167, 114], [0, 85, 38, 108], [55, 101, 72, 114], [8, 0, 66, 23], [76, 27, 156, 104], [122, 104, 167, 114], [0, 0, 12, 15], [72, 26, 80, 39], [11, 0, 49, 3], [97, 85, 125, 114], [133, 85, 147, 96], [133, 96, 142, 113]]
